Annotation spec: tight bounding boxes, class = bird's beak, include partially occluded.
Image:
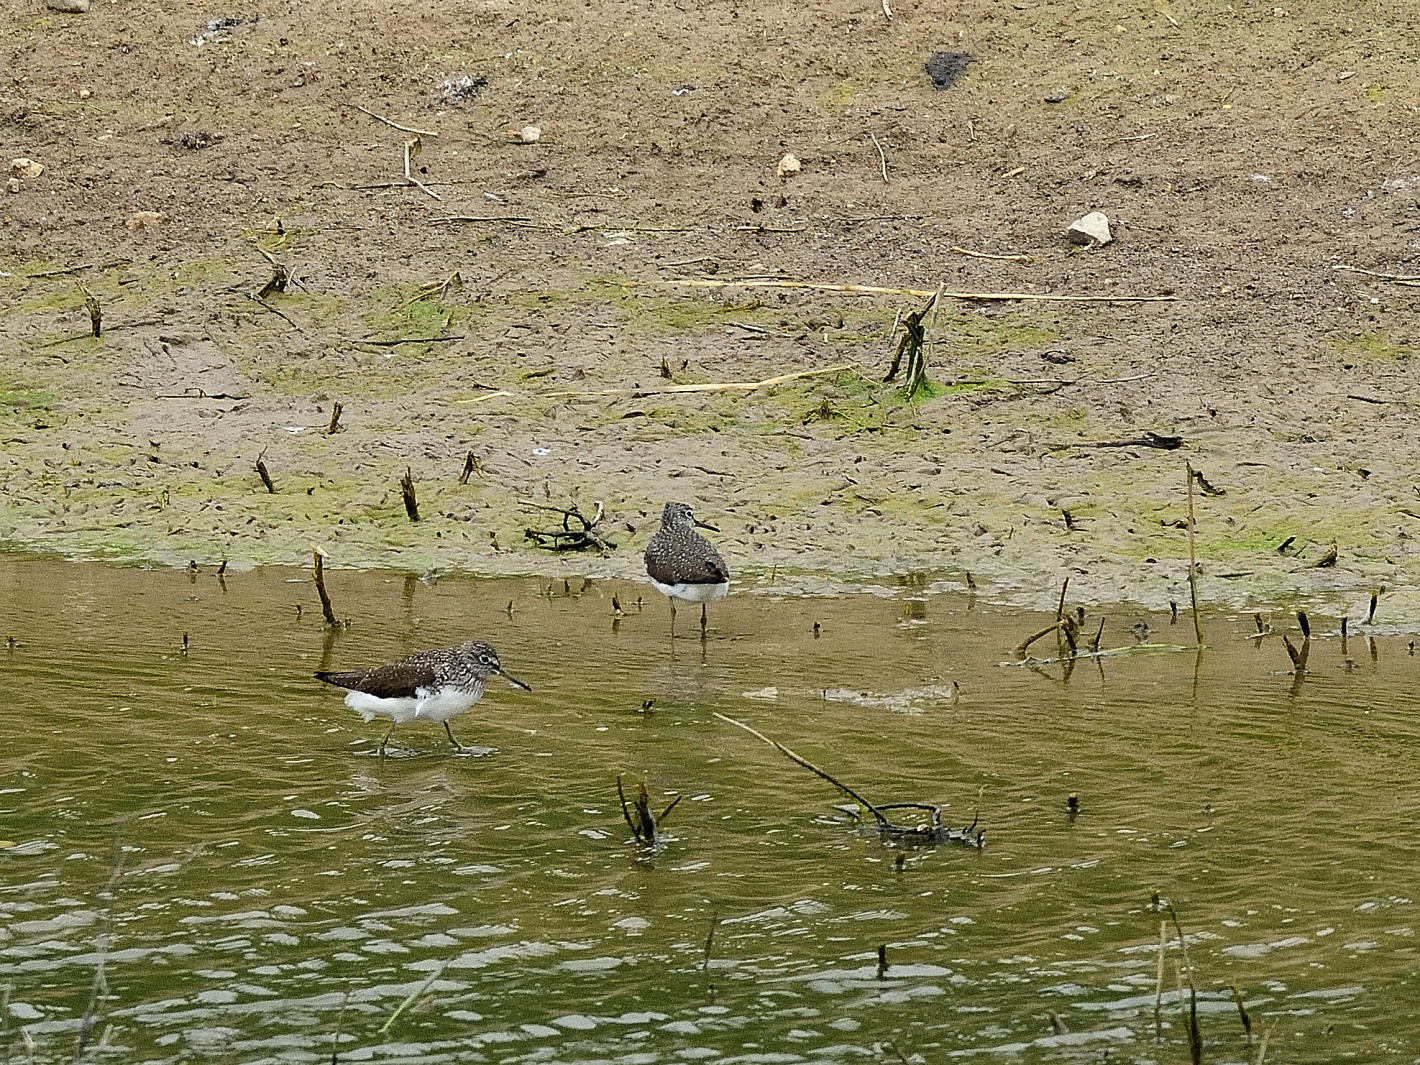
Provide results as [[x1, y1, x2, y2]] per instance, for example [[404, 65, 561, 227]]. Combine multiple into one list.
[[498, 666, 532, 692], [695, 518, 720, 533]]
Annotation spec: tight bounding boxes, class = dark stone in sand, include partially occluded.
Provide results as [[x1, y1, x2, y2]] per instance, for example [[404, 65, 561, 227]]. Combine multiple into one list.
[[925, 51, 973, 91]]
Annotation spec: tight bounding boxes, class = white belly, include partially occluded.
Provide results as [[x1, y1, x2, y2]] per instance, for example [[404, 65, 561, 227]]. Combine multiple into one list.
[[345, 685, 481, 724], [651, 578, 729, 604]]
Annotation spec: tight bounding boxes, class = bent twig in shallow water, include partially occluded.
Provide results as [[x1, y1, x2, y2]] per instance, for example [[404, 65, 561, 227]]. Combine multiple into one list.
[[713, 711, 983, 848]]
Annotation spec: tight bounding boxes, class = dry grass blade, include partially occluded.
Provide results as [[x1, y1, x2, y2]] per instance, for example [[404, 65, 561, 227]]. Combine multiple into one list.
[[1334, 264, 1420, 285], [950, 246, 1038, 263], [398, 272, 462, 310]]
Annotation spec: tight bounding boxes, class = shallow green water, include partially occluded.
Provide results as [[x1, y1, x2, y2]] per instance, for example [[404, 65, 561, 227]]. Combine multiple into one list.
[[2, 559, 1418, 1063]]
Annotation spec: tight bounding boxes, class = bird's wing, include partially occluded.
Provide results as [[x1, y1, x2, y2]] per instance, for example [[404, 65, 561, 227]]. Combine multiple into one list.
[[646, 549, 730, 586], [315, 662, 438, 699]]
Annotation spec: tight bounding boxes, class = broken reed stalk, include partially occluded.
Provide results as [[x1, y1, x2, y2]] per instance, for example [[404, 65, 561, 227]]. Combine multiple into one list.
[[616, 775, 681, 846], [78, 283, 102, 337], [458, 451, 477, 485], [75, 839, 126, 1062], [256, 262, 290, 299], [400, 467, 420, 521], [402, 135, 441, 201], [255, 449, 276, 493], [1255, 1020, 1275, 1065], [1016, 619, 1068, 656], [326, 402, 343, 435], [1153, 919, 1166, 1043], [702, 913, 719, 973], [379, 957, 450, 1035], [311, 548, 339, 628], [1229, 982, 1252, 1043], [1184, 461, 1204, 646], [713, 711, 889, 827], [883, 290, 937, 399], [869, 132, 888, 182], [1167, 906, 1203, 1064], [330, 985, 352, 1065]]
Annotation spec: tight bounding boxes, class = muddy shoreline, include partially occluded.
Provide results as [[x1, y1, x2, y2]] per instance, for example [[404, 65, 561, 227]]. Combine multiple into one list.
[[3, 0, 1419, 622]]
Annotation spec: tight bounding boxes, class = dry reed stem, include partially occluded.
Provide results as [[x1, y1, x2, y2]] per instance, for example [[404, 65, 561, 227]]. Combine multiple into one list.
[[1184, 461, 1204, 646], [661, 278, 1178, 303], [950, 246, 1038, 263], [351, 103, 439, 137], [544, 363, 855, 398]]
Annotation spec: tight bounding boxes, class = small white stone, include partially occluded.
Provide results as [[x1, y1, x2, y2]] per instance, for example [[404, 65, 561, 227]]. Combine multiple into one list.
[[46, 0, 91, 11], [5, 177, 20, 195], [777, 153, 801, 179], [10, 159, 43, 179], [518, 125, 541, 143], [1066, 210, 1112, 246]]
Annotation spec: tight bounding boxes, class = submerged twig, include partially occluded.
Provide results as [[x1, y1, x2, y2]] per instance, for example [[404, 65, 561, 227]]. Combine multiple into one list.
[[702, 913, 719, 973]]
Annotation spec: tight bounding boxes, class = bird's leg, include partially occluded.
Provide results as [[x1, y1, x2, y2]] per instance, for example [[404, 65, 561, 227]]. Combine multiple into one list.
[[700, 603, 709, 634], [443, 721, 467, 750], [669, 598, 677, 636], [379, 721, 396, 758]]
